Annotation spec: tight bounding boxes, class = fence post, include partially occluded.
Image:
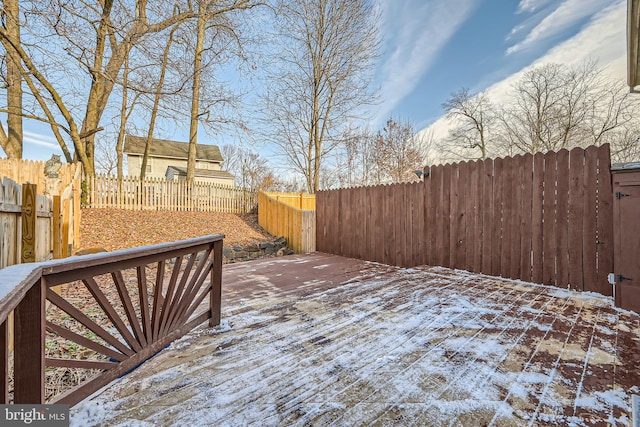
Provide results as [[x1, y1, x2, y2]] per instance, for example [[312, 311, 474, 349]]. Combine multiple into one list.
[[13, 277, 45, 403], [53, 195, 62, 259], [21, 183, 37, 264]]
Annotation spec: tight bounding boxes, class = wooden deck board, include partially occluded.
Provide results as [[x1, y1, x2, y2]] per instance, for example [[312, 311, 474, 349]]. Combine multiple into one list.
[[71, 253, 640, 426]]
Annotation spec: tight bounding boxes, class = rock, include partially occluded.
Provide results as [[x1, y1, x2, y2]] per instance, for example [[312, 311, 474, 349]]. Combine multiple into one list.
[[232, 246, 244, 252], [274, 236, 286, 246], [223, 248, 234, 258], [234, 251, 249, 258], [259, 242, 275, 250], [265, 247, 275, 255], [276, 248, 286, 257], [245, 245, 261, 252]]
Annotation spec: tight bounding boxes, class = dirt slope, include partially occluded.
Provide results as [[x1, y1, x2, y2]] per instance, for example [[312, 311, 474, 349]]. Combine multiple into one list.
[[79, 208, 273, 251]]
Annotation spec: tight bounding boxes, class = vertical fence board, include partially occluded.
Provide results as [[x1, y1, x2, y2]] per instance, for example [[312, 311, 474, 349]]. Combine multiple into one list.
[[460, 161, 471, 270], [362, 187, 370, 262], [355, 187, 364, 260], [510, 156, 523, 279], [582, 146, 599, 292], [394, 185, 404, 266], [491, 158, 504, 277], [531, 153, 545, 284], [596, 144, 613, 296], [413, 181, 428, 266], [501, 157, 514, 278], [443, 165, 453, 268], [568, 148, 585, 290], [423, 176, 433, 266], [448, 163, 458, 269], [471, 160, 482, 272], [315, 191, 324, 252], [374, 186, 385, 263], [342, 189, 351, 258], [383, 185, 396, 264], [404, 184, 412, 267], [543, 151, 558, 286], [555, 149, 570, 288], [520, 154, 534, 282], [430, 166, 442, 267], [481, 158, 493, 274]]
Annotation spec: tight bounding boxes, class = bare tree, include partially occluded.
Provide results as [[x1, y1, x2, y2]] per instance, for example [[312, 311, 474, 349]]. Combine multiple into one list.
[[333, 125, 377, 187], [221, 143, 279, 191], [186, 0, 262, 182], [0, 0, 22, 158], [441, 88, 493, 160], [372, 117, 423, 184], [265, 0, 380, 193], [495, 62, 639, 154], [140, 25, 179, 181], [1, 1, 261, 178]]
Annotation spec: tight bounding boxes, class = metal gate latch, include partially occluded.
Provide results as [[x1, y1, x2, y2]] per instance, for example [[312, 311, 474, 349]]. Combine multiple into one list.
[[609, 273, 633, 284]]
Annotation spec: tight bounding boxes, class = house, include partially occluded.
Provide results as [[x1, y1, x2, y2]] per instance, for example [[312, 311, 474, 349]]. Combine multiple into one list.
[[123, 135, 235, 187]]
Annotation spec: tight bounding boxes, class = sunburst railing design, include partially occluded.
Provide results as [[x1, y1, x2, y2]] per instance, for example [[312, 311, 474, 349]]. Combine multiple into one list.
[[0, 234, 224, 406]]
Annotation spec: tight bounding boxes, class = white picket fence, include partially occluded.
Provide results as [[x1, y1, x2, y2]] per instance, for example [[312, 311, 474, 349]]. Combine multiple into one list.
[[88, 174, 257, 213]]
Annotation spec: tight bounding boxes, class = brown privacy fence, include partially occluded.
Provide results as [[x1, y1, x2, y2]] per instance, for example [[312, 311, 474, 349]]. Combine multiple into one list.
[[89, 174, 257, 213], [258, 192, 316, 253], [317, 144, 613, 296]]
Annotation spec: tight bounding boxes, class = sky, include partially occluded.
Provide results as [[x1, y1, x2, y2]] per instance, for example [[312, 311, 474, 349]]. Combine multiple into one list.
[[13, 0, 631, 162], [371, 0, 628, 137]]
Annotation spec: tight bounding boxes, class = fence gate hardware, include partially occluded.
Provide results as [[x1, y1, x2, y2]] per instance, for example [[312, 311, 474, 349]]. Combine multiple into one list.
[[615, 191, 631, 199], [609, 273, 632, 284]]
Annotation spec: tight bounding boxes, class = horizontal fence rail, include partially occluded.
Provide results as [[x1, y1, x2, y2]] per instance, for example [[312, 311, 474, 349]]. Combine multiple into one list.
[[317, 144, 614, 295], [89, 174, 257, 213], [0, 234, 224, 406], [258, 192, 316, 253]]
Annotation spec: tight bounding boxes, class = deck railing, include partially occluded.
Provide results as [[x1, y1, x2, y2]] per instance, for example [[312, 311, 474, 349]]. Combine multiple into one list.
[[0, 234, 224, 406]]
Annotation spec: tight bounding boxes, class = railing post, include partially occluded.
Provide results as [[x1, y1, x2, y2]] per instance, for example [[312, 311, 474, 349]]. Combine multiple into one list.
[[209, 240, 223, 327], [0, 319, 8, 403], [14, 277, 45, 403]]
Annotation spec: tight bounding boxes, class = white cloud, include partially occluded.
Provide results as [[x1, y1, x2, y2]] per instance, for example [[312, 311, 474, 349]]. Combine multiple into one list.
[[23, 130, 61, 150], [516, 0, 554, 14], [507, 0, 616, 55], [373, 0, 478, 125], [417, 1, 627, 149]]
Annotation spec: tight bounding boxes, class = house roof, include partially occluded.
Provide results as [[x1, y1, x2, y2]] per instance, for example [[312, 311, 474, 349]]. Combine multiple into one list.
[[124, 135, 223, 162], [630, 0, 640, 91], [165, 166, 235, 180]]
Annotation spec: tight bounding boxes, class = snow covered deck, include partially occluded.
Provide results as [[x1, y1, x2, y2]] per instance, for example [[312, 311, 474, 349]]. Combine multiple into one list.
[[72, 253, 640, 426]]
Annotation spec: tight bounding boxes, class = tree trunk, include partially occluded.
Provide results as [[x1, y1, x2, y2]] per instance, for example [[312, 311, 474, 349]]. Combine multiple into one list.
[[1, 0, 22, 158], [187, 4, 207, 183], [141, 28, 176, 181]]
